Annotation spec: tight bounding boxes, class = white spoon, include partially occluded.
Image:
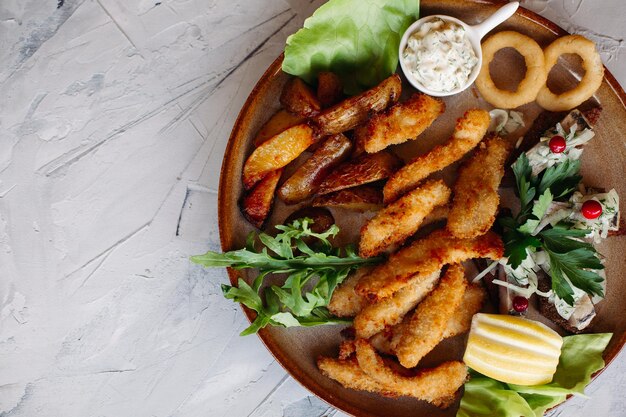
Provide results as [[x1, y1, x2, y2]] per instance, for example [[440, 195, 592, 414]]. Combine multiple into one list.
[[398, 1, 520, 97]]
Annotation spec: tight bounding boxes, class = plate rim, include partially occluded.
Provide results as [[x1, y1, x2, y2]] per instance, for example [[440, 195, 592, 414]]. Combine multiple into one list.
[[217, 1, 626, 415]]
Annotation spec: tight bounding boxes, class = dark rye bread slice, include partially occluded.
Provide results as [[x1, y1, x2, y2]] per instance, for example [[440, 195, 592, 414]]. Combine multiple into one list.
[[537, 273, 593, 334], [502, 106, 602, 187]]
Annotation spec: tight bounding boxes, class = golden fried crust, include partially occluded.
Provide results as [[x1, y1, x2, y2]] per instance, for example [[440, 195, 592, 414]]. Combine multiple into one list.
[[359, 179, 451, 258], [391, 264, 467, 368], [353, 271, 440, 339], [327, 266, 373, 317], [355, 229, 503, 301], [443, 283, 486, 338], [354, 93, 445, 153], [370, 282, 486, 355], [355, 340, 468, 408], [383, 109, 490, 203], [317, 356, 398, 397], [447, 135, 510, 238]]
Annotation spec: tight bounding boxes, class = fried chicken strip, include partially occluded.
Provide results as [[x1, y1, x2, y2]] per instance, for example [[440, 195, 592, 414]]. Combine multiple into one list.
[[354, 93, 445, 153], [383, 109, 490, 203], [355, 340, 468, 408], [327, 266, 373, 317], [359, 179, 451, 258], [355, 229, 503, 301], [391, 264, 467, 368], [447, 135, 510, 239], [353, 271, 440, 339], [369, 283, 486, 355], [317, 356, 397, 397]]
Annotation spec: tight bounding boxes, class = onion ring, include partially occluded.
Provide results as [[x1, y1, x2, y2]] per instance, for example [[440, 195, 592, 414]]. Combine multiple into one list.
[[536, 35, 604, 111], [476, 31, 547, 109]]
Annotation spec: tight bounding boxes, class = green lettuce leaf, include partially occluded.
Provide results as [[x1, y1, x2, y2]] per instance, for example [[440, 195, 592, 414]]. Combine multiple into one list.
[[282, 0, 420, 94], [457, 333, 612, 417]]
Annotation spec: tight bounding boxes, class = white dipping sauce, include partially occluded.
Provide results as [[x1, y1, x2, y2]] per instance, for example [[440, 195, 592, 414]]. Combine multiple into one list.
[[402, 19, 478, 93]]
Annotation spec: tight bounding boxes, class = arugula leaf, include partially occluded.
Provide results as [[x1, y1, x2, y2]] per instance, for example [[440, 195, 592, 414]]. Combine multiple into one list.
[[282, 0, 420, 94], [193, 218, 380, 335]]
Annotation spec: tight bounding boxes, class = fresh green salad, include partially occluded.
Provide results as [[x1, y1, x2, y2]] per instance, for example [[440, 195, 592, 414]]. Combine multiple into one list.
[[282, 0, 420, 94], [458, 333, 613, 417], [191, 218, 381, 335]]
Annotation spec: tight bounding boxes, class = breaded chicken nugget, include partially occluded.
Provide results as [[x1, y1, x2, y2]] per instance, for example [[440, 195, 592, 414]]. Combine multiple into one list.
[[447, 135, 509, 238], [383, 109, 490, 203], [327, 266, 373, 317], [355, 340, 468, 408], [391, 264, 467, 368], [317, 356, 397, 397], [355, 229, 503, 301], [359, 179, 451, 258], [354, 93, 445, 153], [354, 271, 440, 339], [369, 283, 486, 355]]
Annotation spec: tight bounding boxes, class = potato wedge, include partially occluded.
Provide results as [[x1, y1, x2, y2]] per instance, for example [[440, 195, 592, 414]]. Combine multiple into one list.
[[447, 135, 509, 238], [240, 169, 282, 228], [354, 93, 445, 153], [391, 264, 467, 368], [317, 71, 343, 108], [278, 134, 352, 204], [317, 151, 402, 195], [355, 340, 468, 408], [359, 179, 451, 258], [353, 271, 440, 339], [312, 185, 383, 212], [383, 109, 490, 203], [243, 123, 315, 190], [253, 109, 305, 147], [355, 229, 503, 301], [313, 74, 402, 136], [280, 77, 321, 117]]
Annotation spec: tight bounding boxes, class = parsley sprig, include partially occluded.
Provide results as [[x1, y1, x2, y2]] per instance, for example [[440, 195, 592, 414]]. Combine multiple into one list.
[[500, 154, 604, 305], [191, 218, 382, 335]]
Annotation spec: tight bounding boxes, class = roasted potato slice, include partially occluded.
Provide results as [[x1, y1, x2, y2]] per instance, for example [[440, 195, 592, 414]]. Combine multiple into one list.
[[253, 109, 305, 147], [243, 123, 315, 190], [278, 134, 353, 204], [240, 169, 282, 228], [317, 71, 343, 107], [313, 74, 402, 136], [280, 77, 321, 118], [317, 151, 402, 195], [354, 93, 445, 153], [359, 179, 451, 258], [312, 185, 383, 212]]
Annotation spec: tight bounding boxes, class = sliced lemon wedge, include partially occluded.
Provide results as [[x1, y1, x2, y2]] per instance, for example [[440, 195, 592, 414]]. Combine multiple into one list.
[[463, 313, 563, 386]]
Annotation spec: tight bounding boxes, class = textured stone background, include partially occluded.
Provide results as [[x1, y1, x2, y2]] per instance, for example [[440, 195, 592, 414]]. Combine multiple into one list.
[[0, 0, 624, 416]]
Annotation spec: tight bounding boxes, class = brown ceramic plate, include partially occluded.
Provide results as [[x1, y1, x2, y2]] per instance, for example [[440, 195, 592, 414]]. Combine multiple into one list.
[[218, 1, 626, 415]]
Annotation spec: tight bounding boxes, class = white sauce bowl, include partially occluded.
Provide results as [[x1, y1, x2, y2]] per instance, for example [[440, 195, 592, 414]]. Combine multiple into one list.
[[399, 1, 519, 97]]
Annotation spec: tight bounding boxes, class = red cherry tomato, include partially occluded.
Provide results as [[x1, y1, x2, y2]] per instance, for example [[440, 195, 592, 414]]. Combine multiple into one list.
[[549, 135, 566, 153], [512, 296, 529, 313], [581, 200, 603, 219]]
